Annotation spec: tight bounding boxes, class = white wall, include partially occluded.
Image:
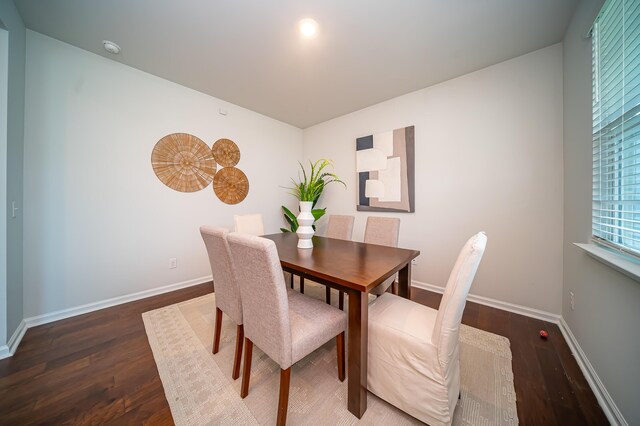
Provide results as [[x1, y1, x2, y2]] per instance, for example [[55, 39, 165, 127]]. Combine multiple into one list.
[[303, 44, 564, 314], [563, 0, 639, 423], [23, 31, 302, 318], [0, 26, 7, 347], [0, 0, 25, 346]]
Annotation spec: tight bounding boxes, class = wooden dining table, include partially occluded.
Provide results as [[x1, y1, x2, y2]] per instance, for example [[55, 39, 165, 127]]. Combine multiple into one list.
[[263, 232, 420, 419]]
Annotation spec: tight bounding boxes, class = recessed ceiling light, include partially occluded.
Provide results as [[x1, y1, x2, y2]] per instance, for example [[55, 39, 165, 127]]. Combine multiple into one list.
[[102, 40, 121, 55], [299, 18, 318, 37]]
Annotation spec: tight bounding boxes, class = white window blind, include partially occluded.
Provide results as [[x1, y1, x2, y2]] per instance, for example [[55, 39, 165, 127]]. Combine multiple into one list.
[[592, 0, 640, 256]]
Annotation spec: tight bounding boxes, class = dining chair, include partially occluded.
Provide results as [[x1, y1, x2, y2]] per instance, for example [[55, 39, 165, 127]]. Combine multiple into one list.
[[293, 215, 355, 297], [365, 216, 401, 296], [234, 213, 265, 236], [322, 215, 355, 308], [332, 216, 400, 306], [367, 232, 487, 426], [234, 213, 294, 287], [199, 226, 244, 380], [226, 232, 346, 426]]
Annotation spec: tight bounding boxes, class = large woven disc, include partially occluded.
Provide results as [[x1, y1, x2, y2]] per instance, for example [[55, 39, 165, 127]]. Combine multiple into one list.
[[152, 133, 217, 192], [213, 167, 249, 204], [212, 138, 241, 167]]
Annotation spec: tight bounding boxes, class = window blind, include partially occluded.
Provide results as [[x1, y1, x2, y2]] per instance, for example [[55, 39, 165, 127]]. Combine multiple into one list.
[[592, 0, 640, 256]]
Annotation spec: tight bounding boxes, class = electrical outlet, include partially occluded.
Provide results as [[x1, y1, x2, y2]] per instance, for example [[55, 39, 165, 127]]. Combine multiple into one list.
[[411, 258, 418, 265], [570, 291, 575, 311], [169, 258, 177, 269]]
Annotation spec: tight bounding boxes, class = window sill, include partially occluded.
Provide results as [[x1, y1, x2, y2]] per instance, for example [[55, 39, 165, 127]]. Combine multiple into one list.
[[574, 242, 640, 283]]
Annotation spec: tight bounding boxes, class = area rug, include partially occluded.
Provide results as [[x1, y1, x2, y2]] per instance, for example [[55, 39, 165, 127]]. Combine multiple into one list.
[[143, 288, 518, 425]]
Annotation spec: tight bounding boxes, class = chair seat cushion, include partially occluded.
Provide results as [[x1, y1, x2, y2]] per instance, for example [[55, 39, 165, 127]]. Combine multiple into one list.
[[369, 293, 439, 372], [287, 289, 347, 364], [368, 293, 455, 425], [370, 293, 437, 342]]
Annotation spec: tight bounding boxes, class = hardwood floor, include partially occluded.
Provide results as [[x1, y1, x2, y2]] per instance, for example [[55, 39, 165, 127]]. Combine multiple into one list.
[[0, 283, 608, 425]]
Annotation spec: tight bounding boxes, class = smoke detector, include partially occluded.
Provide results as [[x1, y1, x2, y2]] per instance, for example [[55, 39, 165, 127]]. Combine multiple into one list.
[[102, 40, 121, 55]]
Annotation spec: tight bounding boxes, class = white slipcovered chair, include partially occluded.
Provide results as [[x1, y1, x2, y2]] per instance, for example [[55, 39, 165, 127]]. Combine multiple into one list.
[[234, 213, 265, 236], [367, 232, 487, 426], [199, 226, 244, 380], [226, 232, 346, 426]]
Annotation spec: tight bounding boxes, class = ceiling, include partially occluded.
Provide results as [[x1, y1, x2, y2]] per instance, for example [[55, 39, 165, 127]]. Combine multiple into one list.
[[15, 0, 578, 128]]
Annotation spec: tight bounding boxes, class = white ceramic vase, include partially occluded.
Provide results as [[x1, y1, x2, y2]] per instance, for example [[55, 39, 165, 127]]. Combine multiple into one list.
[[296, 201, 315, 249]]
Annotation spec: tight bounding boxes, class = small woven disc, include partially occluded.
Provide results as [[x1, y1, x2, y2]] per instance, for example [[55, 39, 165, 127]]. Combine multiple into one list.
[[212, 138, 241, 167], [213, 167, 249, 204]]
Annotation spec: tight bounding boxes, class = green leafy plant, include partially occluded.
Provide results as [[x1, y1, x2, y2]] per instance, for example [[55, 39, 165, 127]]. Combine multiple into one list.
[[280, 159, 345, 233], [286, 159, 345, 202]]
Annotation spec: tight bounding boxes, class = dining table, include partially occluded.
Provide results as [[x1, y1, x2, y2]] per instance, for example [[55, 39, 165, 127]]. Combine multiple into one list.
[[263, 232, 420, 419]]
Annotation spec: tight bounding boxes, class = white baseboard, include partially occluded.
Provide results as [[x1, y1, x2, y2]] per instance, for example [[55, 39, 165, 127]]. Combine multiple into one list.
[[1, 276, 211, 359], [24, 275, 212, 328], [558, 318, 627, 426], [411, 280, 561, 323], [8, 320, 27, 353], [0, 319, 28, 360]]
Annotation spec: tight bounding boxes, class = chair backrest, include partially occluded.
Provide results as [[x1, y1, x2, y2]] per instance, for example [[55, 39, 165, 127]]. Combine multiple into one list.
[[234, 213, 265, 236], [325, 215, 355, 240], [199, 226, 243, 325], [364, 216, 400, 247], [432, 232, 487, 370], [226, 232, 292, 369]]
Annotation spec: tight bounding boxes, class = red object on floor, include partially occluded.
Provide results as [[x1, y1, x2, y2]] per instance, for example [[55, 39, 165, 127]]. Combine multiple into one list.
[[539, 330, 549, 339]]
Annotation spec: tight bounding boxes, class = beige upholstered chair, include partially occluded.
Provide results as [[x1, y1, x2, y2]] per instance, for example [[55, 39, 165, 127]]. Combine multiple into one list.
[[226, 232, 346, 426], [234, 213, 265, 236], [234, 213, 294, 287], [323, 215, 355, 308], [199, 226, 244, 380], [367, 232, 488, 426], [296, 214, 356, 296], [365, 216, 401, 296], [325, 214, 355, 240]]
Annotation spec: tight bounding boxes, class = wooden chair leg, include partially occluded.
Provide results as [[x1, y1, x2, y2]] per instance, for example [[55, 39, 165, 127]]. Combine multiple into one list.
[[277, 368, 291, 426], [240, 338, 253, 398], [290, 273, 294, 289], [338, 291, 344, 311], [213, 308, 222, 354], [300, 277, 305, 294], [336, 332, 345, 382], [325, 286, 331, 305], [391, 281, 398, 295], [232, 324, 244, 380]]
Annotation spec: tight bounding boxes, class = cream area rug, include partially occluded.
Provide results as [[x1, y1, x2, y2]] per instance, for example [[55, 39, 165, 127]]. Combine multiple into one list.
[[143, 288, 518, 425]]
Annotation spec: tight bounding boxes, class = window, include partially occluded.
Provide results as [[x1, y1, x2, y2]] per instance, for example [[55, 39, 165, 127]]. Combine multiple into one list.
[[592, 0, 640, 256]]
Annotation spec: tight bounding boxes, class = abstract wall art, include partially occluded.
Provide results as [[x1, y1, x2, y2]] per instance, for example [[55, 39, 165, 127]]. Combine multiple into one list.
[[356, 125, 415, 212]]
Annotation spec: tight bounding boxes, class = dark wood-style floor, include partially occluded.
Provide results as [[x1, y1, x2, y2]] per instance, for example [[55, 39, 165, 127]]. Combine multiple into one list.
[[0, 283, 608, 425]]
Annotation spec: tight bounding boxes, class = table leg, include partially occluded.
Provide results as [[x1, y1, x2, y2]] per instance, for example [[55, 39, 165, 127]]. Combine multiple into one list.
[[397, 262, 412, 299], [347, 290, 368, 418]]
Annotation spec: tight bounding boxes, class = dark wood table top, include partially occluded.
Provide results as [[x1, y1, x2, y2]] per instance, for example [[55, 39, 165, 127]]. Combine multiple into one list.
[[263, 232, 420, 293]]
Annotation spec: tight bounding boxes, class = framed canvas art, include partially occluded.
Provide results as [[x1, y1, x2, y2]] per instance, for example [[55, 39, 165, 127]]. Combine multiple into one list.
[[356, 125, 415, 212]]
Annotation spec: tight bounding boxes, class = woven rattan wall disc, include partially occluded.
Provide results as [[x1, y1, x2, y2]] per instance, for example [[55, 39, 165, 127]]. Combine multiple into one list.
[[212, 138, 241, 167], [152, 133, 217, 193], [213, 167, 249, 204]]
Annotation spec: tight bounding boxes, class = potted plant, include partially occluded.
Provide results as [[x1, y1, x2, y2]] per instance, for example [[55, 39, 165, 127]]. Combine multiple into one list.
[[282, 159, 345, 248]]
